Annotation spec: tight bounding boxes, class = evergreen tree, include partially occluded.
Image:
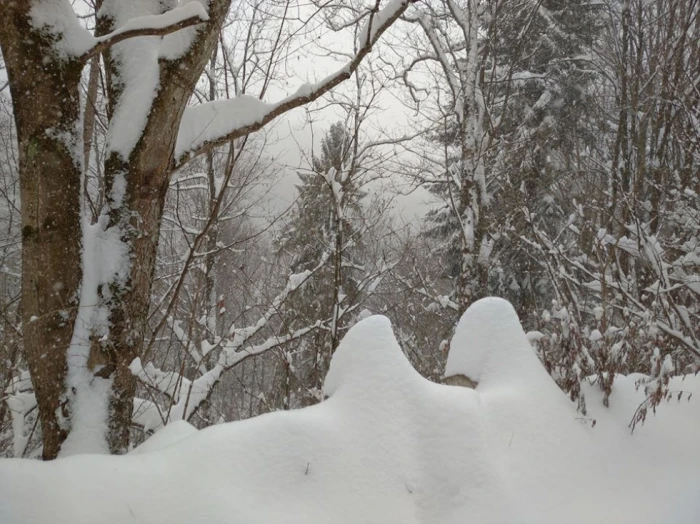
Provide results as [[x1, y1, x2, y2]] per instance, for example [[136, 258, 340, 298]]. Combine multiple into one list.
[[275, 122, 367, 407], [420, 0, 601, 321]]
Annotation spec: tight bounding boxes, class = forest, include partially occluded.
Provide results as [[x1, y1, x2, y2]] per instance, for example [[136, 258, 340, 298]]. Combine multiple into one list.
[[0, 0, 697, 488]]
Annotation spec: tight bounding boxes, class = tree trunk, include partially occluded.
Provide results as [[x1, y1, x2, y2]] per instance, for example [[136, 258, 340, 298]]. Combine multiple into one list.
[[0, 2, 83, 459], [456, 134, 487, 315], [204, 48, 220, 346], [96, 0, 230, 454]]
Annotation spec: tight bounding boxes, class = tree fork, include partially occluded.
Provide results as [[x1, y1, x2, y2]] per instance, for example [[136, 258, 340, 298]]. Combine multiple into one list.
[[97, 0, 230, 453]]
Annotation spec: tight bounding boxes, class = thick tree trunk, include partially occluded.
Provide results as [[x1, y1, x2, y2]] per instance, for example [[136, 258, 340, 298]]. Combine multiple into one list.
[[96, 0, 230, 454], [0, 3, 83, 459]]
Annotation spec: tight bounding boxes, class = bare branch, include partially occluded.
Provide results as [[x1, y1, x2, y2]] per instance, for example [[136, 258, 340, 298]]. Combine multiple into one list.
[[174, 0, 414, 169]]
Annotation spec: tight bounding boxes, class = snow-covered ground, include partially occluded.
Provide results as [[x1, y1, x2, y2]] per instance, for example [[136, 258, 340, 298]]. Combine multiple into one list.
[[1, 298, 698, 523]]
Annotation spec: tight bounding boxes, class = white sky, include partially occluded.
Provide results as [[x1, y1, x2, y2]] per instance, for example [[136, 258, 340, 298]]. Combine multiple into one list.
[[214, 0, 437, 225]]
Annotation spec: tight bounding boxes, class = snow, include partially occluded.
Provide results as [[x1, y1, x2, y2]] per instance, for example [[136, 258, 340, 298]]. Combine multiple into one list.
[[129, 420, 198, 454], [103, 2, 163, 160], [2, 298, 700, 523], [101, 1, 209, 159], [59, 212, 132, 457], [29, 0, 95, 58], [358, 0, 408, 46], [30, 1, 208, 59], [174, 66, 361, 163], [288, 269, 312, 290], [445, 297, 541, 387], [159, 2, 210, 61], [173, 0, 410, 164], [102, 3, 208, 38], [4, 393, 36, 458], [176, 95, 276, 160]]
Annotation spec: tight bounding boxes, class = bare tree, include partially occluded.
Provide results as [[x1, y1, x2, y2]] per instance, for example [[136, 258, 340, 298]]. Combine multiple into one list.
[[0, 0, 413, 458], [0, 93, 23, 457]]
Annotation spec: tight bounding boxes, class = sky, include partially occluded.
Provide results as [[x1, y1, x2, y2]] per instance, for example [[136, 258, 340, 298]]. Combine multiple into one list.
[[211, 0, 437, 224], [264, 106, 435, 225]]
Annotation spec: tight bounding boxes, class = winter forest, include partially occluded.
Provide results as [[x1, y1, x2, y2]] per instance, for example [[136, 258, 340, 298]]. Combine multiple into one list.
[[0, 0, 699, 522]]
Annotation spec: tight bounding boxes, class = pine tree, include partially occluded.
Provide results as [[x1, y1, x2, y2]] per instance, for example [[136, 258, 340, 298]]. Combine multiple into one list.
[[419, 0, 600, 320], [275, 122, 367, 407]]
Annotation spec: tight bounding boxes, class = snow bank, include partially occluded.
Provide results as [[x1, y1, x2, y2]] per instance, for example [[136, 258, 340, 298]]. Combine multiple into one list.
[[445, 296, 547, 387], [1, 299, 699, 523], [128, 420, 198, 455]]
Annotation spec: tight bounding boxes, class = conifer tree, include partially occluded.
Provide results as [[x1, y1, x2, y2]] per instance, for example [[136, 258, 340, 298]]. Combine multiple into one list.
[[276, 122, 366, 406]]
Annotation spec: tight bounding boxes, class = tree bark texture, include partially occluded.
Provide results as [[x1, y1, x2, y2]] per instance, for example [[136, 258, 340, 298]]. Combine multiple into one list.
[[0, 1, 83, 459], [96, 0, 231, 454]]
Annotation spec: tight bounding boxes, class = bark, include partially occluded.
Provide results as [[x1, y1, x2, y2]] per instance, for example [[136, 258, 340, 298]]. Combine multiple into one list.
[[0, 2, 83, 459], [96, 0, 231, 454], [204, 48, 219, 346], [456, 135, 488, 315]]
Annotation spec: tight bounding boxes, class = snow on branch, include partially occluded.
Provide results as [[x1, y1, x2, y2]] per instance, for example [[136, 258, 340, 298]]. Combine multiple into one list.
[[174, 0, 414, 168], [417, 16, 461, 108], [28, 0, 209, 63], [78, 3, 209, 63], [130, 358, 183, 402], [394, 273, 459, 312], [358, 0, 404, 46], [131, 255, 330, 426], [133, 324, 321, 430], [656, 321, 700, 361]]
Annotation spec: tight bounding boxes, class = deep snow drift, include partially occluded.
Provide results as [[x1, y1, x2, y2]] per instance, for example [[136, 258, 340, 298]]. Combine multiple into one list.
[[1, 298, 699, 523]]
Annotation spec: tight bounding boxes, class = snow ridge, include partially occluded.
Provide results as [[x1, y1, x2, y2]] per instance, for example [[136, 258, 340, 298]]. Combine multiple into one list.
[[1, 299, 699, 524]]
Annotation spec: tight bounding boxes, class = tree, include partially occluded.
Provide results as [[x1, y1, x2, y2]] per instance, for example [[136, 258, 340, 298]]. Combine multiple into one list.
[[523, 0, 700, 406], [0, 0, 413, 458], [276, 122, 366, 405], [274, 66, 408, 407], [400, 0, 599, 314]]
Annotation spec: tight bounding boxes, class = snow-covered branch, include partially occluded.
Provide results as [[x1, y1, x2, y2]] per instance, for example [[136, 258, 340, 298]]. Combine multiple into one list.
[[394, 273, 459, 312], [174, 0, 414, 168], [132, 255, 330, 427], [29, 1, 209, 63], [78, 3, 209, 63]]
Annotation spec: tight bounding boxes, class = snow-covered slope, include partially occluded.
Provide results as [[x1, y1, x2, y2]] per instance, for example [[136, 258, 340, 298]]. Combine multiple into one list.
[[1, 298, 699, 523]]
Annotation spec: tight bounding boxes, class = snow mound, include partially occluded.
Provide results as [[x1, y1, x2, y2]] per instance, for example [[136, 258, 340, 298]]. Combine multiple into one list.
[[323, 315, 422, 398], [445, 297, 544, 388], [1, 305, 699, 523], [0, 315, 512, 524], [129, 420, 198, 455]]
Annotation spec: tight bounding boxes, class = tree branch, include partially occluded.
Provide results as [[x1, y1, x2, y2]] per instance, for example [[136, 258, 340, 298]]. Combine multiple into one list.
[[78, 4, 209, 64], [174, 0, 414, 169]]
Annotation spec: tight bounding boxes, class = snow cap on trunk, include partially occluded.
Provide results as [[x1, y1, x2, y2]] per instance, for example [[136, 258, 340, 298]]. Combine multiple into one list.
[[445, 297, 539, 387], [323, 315, 417, 399]]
